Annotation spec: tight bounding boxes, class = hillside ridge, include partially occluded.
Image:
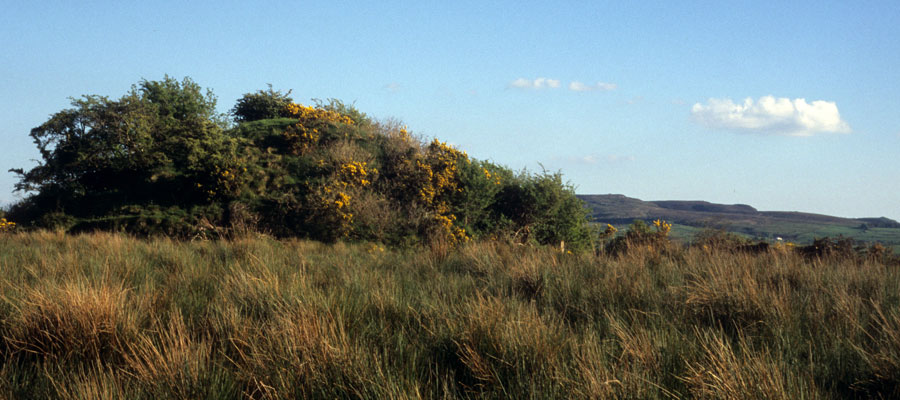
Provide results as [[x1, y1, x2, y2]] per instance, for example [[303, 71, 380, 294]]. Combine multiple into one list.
[[579, 194, 899, 226], [578, 194, 900, 244]]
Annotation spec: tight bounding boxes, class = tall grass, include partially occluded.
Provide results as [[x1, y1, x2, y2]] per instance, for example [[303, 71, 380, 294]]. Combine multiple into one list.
[[0, 231, 898, 398]]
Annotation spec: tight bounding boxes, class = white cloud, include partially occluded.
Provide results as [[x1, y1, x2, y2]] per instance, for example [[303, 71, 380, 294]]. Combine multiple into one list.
[[510, 78, 532, 88], [383, 82, 401, 92], [568, 81, 617, 92], [691, 96, 851, 136], [509, 77, 561, 89], [537, 78, 561, 88]]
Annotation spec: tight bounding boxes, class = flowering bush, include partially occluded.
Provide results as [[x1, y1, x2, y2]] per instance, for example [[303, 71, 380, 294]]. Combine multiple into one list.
[[281, 103, 355, 155], [652, 219, 672, 236]]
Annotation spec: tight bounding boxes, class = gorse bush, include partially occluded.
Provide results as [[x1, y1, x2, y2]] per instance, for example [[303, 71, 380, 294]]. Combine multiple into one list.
[[605, 219, 673, 255], [8, 77, 590, 248]]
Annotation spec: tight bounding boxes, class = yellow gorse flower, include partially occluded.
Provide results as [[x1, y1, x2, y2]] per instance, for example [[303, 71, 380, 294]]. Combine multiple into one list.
[[0, 218, 16, 232], [653, 219, 672, 235], [339, 161, 374, 187], [311, 158, 382, 238], [281, 102, 355, 154], [403, 139, 472, 244], [482, 168, 501, 185], [284, 103, 354, 125], [333, 192, 350, 209], [598, 223, 618, 240]]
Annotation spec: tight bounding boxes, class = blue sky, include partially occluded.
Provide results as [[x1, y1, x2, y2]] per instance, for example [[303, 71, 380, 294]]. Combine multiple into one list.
[[2, 1, 899, 219]]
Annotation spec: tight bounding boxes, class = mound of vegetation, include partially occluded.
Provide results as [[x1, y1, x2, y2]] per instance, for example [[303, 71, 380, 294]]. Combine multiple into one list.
[[7, 77, 589, 248]]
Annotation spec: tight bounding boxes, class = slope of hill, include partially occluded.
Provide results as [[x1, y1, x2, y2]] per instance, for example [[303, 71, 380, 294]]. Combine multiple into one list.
[[579, 194, 900, 247]]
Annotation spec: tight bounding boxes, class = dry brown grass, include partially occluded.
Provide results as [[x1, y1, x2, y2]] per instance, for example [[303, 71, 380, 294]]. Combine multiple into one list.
[[121, 311, 214, 397], [4, 281, 132, 363], [681, 328, 819, 399], [0, 231, 897, 398]]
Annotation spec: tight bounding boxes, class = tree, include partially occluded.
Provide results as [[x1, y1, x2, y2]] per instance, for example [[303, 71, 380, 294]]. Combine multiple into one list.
[[9, 77, 240, 231], [11, 93, 155, 210], [491, 170, 591, 249]]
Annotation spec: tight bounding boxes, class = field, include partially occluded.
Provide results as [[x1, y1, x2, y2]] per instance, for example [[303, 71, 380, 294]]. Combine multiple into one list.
[[1, 231, 899, 398], [618, 223, 900, 253]]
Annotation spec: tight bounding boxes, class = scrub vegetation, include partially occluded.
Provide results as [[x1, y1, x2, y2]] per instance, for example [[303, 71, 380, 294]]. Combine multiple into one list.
[[6, 77, 589, 250]]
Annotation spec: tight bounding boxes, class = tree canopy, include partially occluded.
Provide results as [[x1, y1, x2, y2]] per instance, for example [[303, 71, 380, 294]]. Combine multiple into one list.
[[8, 77, 591, 248]]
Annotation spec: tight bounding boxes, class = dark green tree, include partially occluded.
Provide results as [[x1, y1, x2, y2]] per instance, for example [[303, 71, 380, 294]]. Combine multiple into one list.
[[492, 170, 591, 249], [9, 77, 244, 233]]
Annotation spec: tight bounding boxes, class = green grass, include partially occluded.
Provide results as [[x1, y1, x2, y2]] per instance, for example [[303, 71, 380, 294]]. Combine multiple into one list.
[[0, 231, 899, 398], [750, 223, 900, 253]]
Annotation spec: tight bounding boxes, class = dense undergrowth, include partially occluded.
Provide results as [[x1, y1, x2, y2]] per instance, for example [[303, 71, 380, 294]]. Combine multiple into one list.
[[1, 231, 899, 399]]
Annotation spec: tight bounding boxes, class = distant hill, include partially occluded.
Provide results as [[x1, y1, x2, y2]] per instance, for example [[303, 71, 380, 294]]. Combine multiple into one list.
[[578, 194, 900, 247]]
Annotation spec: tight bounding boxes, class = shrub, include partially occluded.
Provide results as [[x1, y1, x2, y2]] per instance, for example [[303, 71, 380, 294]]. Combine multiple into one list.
[[607, 219, 672, 255], [692, 228, 751, 251], [798, 236, 857, 259], [491, 170, 591, 249]]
